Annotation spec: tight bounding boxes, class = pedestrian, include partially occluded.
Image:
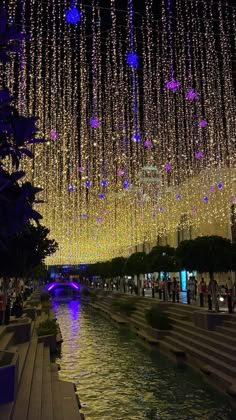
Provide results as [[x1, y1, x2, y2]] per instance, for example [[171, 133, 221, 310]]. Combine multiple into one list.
[[208, 277, 219, 311], [167, 278, 172, 301], [199, 278, 207, 307]]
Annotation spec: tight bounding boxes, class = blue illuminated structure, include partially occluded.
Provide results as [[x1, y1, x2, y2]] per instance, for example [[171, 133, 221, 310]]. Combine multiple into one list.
[[65, 4, 81, 24]]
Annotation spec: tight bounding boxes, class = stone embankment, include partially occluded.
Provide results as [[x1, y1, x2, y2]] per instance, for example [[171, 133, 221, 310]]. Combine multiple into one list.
[[0, 290, 84, 420], [87, 290, 236, 408]]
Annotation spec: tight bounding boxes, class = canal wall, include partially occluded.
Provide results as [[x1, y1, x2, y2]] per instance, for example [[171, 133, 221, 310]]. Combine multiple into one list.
[[85, 290, 236, 408]]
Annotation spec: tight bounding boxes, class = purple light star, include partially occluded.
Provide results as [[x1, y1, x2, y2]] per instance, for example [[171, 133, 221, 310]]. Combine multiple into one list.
[[186, 88, 199, 101], [98, 193, 105, 199], [50, 130, 57, 140], [165, 79, 181, 92], [81, 214, 87, 219], [198, 119, 208, 128], [86, 180, 91, 188], [90, 117, 100, 129], [144, 139, 152, 148], [217, 183, 223, 189], [159, 207, 164, 212], [175, 194, 181, 200], [203, 196, 209, 203], [117, 169, 125, 176], [68, 184, 75, 192], [195, 151, 203, 160], [165, 163, 171, 172]]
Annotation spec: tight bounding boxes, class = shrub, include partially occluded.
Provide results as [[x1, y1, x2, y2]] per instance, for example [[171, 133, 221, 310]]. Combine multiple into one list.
[[37, 318, 57, 336], [145, 306, 172, 330], [111, 298, 137, 316], [41, 300, 52, 311], [41, 292, 51, 302]]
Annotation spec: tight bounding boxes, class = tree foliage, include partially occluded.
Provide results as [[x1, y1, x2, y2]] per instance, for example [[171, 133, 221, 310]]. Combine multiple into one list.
[[176, 235, 232, 276], [147, 245, 178, 274], [0, 8, 46, 247], [110, 257, 127, 277], [0, 224, 58, 278], [125, 252, 147, 276]]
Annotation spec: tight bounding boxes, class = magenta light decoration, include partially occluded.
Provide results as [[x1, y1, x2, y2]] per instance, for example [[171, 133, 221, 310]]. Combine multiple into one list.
[[198, 119, 208, 128], [50, 130, 57, 140], [90, 117, 100, 128], [78, 166, 84, 173], [165, 163, 171, 172], [144, 139, 152, 148], [209, 186, 216, 193], [195, 151, 203, 160], [186, 88, 199, 101], [71, 282, 79, 290], [48, 283, 56, 291], [68, 184, 75, 192], [117, 169, 125, 176], [165, 79, 181, 92]]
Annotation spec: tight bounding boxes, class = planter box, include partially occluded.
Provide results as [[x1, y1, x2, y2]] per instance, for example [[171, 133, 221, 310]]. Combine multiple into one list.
[[193, 311, 230, 330], [38, 334, 56, 353], [0, 351, 19, 404], [7, 319, 31, 343], [147, 327, 170, 339]]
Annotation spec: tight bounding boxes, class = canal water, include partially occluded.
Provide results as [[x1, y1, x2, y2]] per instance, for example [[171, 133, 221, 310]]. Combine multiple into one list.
[[54, 300, 235, 419]]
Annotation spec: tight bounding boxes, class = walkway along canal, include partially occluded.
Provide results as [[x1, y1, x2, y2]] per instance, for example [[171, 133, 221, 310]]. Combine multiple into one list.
[[53, 300, 235, 419]]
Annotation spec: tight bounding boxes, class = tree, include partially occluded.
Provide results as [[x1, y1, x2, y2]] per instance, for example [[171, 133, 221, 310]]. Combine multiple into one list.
[[125, 252, 147, 294], [147, 245, 178, 278], [0, 8, 46, 247], [176, 235, 232, 281], [110, 257, 127, 277], [0, 223, 58, 279]]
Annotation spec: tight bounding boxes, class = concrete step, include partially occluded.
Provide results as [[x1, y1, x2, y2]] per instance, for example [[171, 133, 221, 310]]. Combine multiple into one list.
[[222, 320, 236, 329], [168, 317, 236, 347], [162, 335, 236, 378], [0, 332, 14, 350], [27, 343, 44, 420], [41, 346, 53, 420], [169, 330, 236, 367], [200, 364, 234, 393], [51, 364, 63, 420], [12, 336, 38, 420], [172, 323, 236, 357], [60, 381, 82, 420], [216, 325, 236, 337]]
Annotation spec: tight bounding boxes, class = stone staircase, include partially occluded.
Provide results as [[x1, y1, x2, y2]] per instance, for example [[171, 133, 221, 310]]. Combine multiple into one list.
[[89, 292, 236, 402], [0, 316, 84, 420]]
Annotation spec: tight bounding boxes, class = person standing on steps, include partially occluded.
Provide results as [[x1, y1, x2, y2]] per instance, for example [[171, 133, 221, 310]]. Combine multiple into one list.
[[199, 278, 207, 307], [208, 278, 219, 311]]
